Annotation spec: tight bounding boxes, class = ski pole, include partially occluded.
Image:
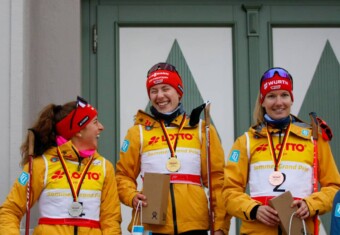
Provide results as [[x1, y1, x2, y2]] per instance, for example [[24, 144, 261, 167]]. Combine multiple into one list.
[[25, 130, 35, 235], [204, 101, 214, 235], [309, 112, 319, 235]]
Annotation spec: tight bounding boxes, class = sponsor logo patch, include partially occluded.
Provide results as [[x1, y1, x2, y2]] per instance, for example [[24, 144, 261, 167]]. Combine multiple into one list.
[[147, 133, 193, 145], [51, 157, 59, 162], [145, 120, 154, 131], [229, 150, 240, 163], [302, 130, 309, 136], [92, 159, 102, 166], [148, 136, 160, 145], [51, 170, 101, 181], [78, 115, 89, 127], [18, 172, 29, 186], [255, 143, 305, 152], [335, 203, 340, 217], [51, 170, 64, 179], [121, 140, 130, 152]]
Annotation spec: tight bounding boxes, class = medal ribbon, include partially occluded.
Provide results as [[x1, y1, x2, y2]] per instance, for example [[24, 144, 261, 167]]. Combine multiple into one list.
[[266, 123, 291, 171], [57, 147, 93, 202], [160, 114, 186, 158]]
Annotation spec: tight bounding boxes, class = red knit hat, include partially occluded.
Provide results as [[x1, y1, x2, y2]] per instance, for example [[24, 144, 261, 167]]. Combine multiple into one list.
[[260, 68, 294, 103], [146, 63, 183, 98], [56, 97, 97, 140]]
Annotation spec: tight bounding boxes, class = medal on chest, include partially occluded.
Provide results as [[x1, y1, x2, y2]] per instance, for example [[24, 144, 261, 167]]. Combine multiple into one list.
[[57, 147, 94, 217], [68, 201, 84, 217], [268, 171, 284, 186], [266, 123, 291, 186], [166, 156, 181, 172], [160, 115, 186, 173]]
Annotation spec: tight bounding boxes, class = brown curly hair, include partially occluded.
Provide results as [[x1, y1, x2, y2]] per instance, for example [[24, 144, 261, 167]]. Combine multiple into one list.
[[20, 101, 76, 167]]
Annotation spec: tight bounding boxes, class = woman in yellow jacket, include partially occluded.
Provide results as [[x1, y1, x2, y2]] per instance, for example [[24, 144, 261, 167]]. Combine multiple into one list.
[[116, 62, 230, 235], [0, 96, 121, 235], [223, 67, 340, 235]]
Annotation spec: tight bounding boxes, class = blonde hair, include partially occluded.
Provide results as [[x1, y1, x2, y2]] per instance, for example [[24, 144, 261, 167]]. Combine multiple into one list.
[[252, 93, 266, 125]]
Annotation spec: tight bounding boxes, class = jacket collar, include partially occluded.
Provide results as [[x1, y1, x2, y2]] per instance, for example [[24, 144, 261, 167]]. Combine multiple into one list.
[[45, 140, 96, 164], [134, 110, 191, 128], [251, 114, 312, 140]]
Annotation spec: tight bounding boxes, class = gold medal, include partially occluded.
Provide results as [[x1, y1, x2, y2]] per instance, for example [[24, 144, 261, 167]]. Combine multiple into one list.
[[159, 115, 186, 173], [166, 157, 181, 172], [269, 171, 284, 186]]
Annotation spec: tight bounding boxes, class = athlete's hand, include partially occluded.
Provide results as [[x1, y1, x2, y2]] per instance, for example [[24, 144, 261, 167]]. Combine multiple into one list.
[[256, 205, 280, 226], [292, 199, 310, 220], [132, 193, 147, 209]]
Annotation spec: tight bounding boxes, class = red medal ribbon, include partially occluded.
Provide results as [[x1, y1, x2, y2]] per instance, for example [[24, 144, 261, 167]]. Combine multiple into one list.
[[57, 147, 93, 202], [159, 114, 186, 158], [266, 123, 291, 171]]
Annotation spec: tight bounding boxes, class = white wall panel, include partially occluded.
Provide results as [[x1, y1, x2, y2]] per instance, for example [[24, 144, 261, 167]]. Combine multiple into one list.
[[273, 28, 340, 115], [120, 27, 234, 157]]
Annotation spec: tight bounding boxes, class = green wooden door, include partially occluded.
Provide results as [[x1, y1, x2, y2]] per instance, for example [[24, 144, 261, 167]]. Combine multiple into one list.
[[82, 1, 245, 163], [82, 1, 340, 234]]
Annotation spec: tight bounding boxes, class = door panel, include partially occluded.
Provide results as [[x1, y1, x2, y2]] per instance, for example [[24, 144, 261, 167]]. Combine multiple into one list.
[[119, 27, 234, 159]]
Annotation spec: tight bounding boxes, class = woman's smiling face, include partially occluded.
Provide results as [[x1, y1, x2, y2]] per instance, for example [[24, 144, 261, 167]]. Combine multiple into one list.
[[262, 90, 293, 120], [149, 84, 180, 114]]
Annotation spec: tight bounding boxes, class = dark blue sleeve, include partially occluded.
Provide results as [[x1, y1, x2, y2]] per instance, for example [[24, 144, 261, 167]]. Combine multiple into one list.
[[330, 190, 340, 235]]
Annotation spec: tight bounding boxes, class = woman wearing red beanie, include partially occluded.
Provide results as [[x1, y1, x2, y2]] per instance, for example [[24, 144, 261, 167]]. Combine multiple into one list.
[[116, 62, 230, 235], [223, 67, 340, 234], [0, 96, 122, 235]]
